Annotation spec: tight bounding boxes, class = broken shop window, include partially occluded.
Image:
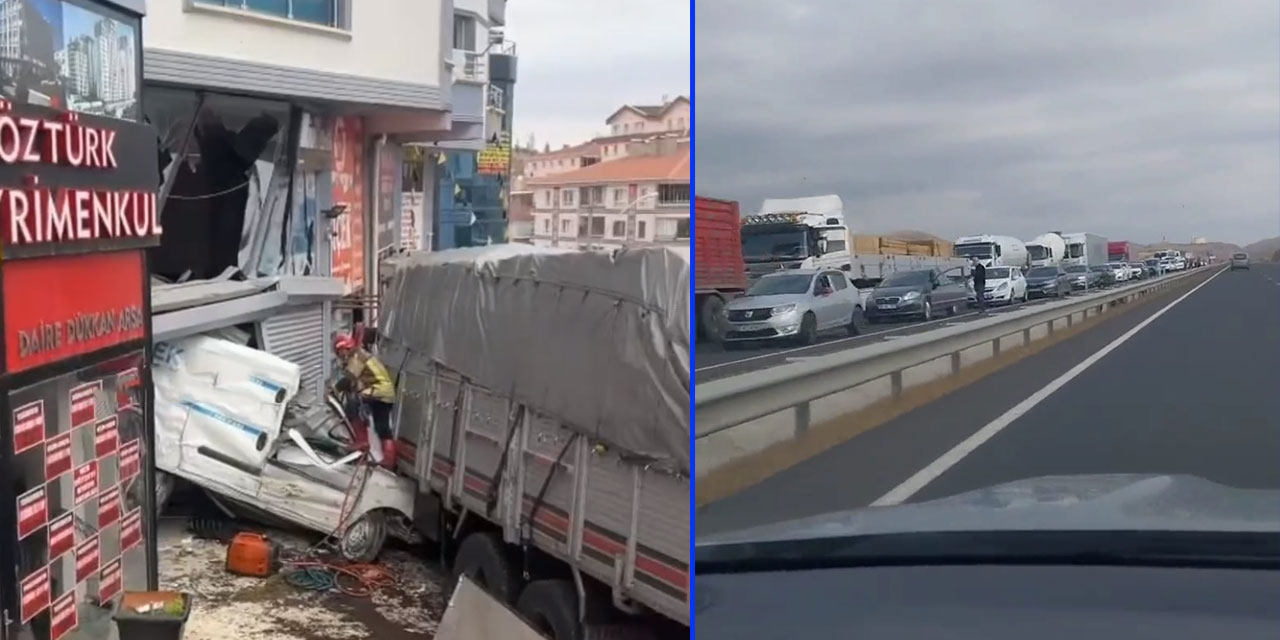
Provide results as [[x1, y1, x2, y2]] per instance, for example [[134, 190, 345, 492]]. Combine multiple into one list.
[[146, 89, 305, 282]]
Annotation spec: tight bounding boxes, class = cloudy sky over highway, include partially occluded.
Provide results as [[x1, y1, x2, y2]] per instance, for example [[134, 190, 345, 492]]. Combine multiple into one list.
[[695, 0, 1279, 245]]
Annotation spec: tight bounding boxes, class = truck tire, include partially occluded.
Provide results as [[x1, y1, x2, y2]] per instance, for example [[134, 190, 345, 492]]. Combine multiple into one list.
[[450, 531, 522, 605], [517, 579, 582, 640], [698, 295, 728, 343], [339, 510, 389, 563]]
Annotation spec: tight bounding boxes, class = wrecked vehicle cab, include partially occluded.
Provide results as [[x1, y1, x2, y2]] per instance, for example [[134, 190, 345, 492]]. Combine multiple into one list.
[[152, 334, 416, 562]]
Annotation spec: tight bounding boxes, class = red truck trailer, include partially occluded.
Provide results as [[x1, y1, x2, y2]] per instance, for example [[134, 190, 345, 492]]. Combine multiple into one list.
[[695, 196, 747, 342], [1107, 241, 1135, 263]]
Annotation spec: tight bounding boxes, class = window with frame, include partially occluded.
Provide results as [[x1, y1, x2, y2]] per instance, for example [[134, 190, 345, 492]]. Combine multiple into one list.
[[590, 217, 606, 236], [637, 220, 647, 239], [658, 184, 690, 205], [580, 186, 604, 206], [612, 221, 626, 238], [561, 189, 575, 206], [676, 218, 690, 239], [453, 15, 477, 51], [196, 0, 343, 28], [613, 188, 627, 206]]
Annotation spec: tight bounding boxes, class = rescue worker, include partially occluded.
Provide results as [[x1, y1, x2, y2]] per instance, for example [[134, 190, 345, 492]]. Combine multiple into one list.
[[333, 333, 398, 469]]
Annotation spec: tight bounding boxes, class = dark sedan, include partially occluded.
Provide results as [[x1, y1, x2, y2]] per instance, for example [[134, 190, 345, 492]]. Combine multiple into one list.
[[865, 268, 969, 323], [1024, 266, 1070, 298], [1064, 264, 1101, 290]]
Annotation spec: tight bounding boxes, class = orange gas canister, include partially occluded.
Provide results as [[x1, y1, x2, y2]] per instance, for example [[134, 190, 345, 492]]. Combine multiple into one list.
[[226, 532, 279, 578]]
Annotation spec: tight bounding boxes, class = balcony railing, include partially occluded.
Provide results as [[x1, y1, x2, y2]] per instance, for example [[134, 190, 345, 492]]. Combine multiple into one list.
[[451, 49, 488, 83]]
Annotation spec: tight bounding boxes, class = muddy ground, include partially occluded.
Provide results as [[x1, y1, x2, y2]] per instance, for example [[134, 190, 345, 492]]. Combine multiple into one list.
[[157, 518, 451, 640]]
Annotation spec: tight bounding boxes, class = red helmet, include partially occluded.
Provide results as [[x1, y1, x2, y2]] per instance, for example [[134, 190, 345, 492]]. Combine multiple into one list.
[[333, 334, 357, 352]]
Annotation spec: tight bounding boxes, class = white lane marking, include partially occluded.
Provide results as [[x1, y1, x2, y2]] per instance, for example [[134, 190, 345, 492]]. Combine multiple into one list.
[[871, 267, 1227, 507]]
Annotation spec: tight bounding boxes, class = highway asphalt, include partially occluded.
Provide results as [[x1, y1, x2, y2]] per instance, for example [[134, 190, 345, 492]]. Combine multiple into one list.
[[698, 264, 1280, 537], [695, 277, 1167, 383]]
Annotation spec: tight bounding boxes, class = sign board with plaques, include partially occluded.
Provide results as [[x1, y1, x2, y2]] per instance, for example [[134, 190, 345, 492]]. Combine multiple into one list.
[[0, 2, 156, 640]]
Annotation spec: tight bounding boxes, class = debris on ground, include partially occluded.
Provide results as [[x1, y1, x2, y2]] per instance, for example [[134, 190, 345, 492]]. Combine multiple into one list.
[[157, 519, 448, 640]]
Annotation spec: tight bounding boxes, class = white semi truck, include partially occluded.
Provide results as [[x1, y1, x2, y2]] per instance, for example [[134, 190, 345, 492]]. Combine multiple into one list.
[[1026, 232, 1067, 268], [1061, 232, 1109, 268], [379, 245, 690, 640], [952, 235, 1029, 269], [741, 194, 966, 286]]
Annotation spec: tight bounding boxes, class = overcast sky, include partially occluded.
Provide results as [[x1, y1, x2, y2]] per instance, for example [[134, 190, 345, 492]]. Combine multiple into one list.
[[696, 0, 1280, 246], [506, 0, 690, 150]]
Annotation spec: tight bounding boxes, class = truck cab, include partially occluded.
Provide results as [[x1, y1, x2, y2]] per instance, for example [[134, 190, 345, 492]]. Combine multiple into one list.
[[740, 212, 850, 279]]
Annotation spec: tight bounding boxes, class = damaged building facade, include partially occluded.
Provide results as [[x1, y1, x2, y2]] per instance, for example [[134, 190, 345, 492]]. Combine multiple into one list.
[[140, 0, 505, 396]]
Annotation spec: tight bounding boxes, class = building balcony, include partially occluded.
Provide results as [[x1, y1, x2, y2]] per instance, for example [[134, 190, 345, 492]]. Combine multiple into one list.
[[451, 49, 487, 84]]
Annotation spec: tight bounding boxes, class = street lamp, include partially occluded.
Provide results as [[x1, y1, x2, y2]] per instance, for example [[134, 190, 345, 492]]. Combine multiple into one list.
[[622, 192, 659, 244]]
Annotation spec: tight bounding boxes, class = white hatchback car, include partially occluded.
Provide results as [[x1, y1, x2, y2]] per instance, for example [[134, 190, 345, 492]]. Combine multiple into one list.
[[977, 266, 1028, 305]]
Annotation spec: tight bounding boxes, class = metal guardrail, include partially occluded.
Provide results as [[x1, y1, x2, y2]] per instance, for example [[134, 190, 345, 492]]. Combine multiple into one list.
[[695, 266, 1220, 440]]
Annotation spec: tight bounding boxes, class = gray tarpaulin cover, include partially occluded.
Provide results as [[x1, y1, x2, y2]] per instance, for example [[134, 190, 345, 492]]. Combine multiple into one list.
[[379, 244, 690, 474]]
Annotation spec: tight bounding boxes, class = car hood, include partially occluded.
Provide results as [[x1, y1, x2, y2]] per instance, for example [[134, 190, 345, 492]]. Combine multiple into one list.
[[1025, 275, 1059, 284], [725, 294, 806, 310], [872, 285, 926, 298], [698, 474, 1280, 548]]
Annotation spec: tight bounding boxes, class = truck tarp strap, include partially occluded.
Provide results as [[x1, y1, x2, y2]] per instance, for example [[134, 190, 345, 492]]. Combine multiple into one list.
[[521, 431, 579, 580], [484, 404, 525, 517]]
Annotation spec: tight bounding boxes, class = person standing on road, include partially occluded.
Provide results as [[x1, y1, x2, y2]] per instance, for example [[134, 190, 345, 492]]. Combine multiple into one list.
[[970, 257, 988, 314]]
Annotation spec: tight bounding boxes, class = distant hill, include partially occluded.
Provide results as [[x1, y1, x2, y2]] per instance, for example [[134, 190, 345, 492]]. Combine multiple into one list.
[[1244, 237, 1280, 261]]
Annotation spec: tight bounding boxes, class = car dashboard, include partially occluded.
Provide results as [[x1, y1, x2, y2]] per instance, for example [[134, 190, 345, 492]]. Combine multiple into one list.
[[697, 563, 1280, 639]]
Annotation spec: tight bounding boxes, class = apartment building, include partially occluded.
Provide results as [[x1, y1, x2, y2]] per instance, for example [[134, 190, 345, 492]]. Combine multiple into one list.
[[430, 0, 518, 250], [523, 95, 689, 179], [528, 148, 690, 249]]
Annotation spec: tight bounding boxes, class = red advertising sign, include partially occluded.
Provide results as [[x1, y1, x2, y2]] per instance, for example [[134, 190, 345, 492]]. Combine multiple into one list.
[[45, 431, 72, 480], [50, 590, 78, 640], [73, 460, 99, 506], [97, 484, 121, 528], [116, 367, 139, 409], [120, 508, 141, 551], [99, 557, 123, 603], [75, 534, 100, 584], [95, 416, 118, 458], [17, 485, 47, 539], [3, 252, 145, 373], [13, 400, 45, 453], [119, 438, 140, 481], [69, 380, 101, 427], [20, 565, 50, 623], [330, 116, 365, 292], [48, 512, 75, 560]]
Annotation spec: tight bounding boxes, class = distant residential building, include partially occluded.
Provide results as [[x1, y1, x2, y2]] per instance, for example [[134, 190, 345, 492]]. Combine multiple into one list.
[[528, 148, 690, 249], [523, 95, 690, 179]]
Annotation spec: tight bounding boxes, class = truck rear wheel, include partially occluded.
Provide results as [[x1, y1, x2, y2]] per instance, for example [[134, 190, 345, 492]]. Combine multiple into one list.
[[517, 579, 582, 640], [451, 531, 522, 605], [698, 294, 728, 343]]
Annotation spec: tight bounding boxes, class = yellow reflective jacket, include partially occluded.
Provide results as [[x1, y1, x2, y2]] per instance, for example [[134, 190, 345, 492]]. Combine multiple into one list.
[[346, 349, 396, 402]]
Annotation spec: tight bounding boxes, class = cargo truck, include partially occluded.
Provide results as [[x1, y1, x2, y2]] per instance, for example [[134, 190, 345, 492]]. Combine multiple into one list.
[[1061, 232, 1109, 267], [379, 246, 690, 640], [1107, 241, 1136, 263], [695, 196, 748, 342], [740, 194, 966, 286]]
